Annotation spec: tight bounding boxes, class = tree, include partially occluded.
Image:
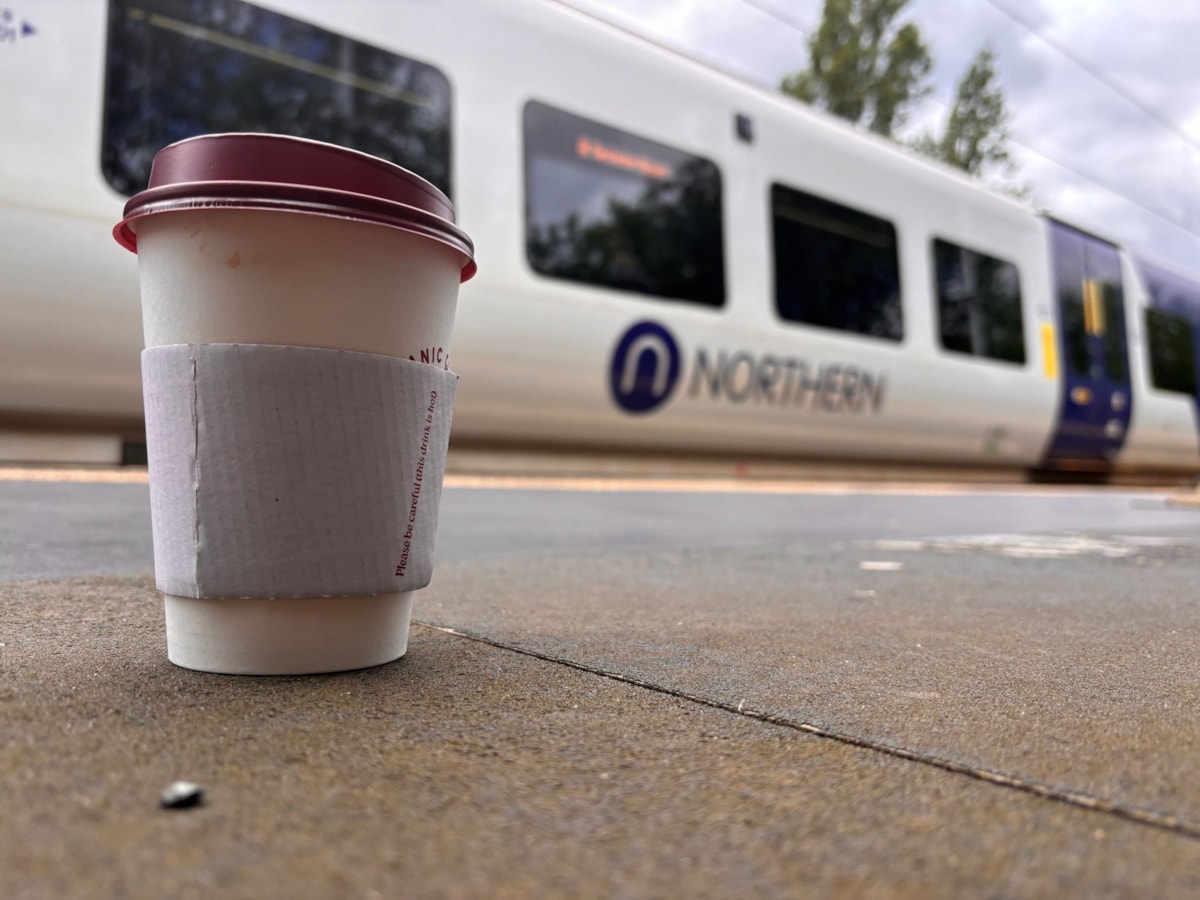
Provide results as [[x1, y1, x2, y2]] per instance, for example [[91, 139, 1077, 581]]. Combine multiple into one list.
[[914, 45, 1014, 179], [780, 0, 932, 138]]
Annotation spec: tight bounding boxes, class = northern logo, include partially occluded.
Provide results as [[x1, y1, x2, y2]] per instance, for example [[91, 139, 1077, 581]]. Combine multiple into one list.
[[609, 320, 681, 413]]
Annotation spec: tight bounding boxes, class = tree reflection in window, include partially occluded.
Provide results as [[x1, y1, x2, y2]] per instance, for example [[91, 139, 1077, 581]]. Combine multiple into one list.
[[1145, 307, 1197, 396], [934, 239, 1026, 364], [524, 102, 725, 307], [103, 0, 451, 197], [1139, 259, 1200, 397]]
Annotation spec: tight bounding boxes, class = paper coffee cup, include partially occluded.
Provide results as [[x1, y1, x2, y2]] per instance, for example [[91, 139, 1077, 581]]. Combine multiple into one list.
[[115, 134, 475, 675]]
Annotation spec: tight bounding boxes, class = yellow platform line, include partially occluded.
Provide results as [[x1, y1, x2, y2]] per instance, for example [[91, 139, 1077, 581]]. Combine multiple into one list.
[[0, 466, 1157, 497], [0, 467, 151, 484]]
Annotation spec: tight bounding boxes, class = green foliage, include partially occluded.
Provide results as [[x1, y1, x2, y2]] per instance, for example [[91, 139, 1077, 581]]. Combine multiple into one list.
[[780, 0, 932, 137], [781, 2, 1026, 195], [527, 159, 725, 304], [920, 45, 1010, 176]]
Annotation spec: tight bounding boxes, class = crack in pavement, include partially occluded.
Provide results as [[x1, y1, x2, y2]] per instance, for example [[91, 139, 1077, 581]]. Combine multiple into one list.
[[418, 620, 1200, 842]]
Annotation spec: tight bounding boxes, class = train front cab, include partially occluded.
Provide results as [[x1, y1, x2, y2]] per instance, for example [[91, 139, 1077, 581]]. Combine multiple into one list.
[[1038, 218, 1200, 478], [1038, 221, 1133, 474]]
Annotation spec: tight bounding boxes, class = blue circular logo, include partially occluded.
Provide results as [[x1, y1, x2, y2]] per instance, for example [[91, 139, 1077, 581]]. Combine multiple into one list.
[[610, 321, 681, 414]]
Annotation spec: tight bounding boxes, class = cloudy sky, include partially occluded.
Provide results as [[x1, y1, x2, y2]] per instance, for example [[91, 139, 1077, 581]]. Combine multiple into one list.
[[563, 0, 1200, 277]]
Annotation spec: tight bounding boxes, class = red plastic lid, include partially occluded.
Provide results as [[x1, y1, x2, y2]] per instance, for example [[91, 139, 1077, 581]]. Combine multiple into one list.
[[114, 133, 476, 282]]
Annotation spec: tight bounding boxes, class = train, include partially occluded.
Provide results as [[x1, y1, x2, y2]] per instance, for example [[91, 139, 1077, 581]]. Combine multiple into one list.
[[3, 0, 1200, 477]]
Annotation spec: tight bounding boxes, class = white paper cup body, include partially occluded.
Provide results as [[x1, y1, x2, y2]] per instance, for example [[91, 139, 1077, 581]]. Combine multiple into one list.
[[162, 593, 415, 676], [137, 209, 461, 363], [136, 208, 463, 675]]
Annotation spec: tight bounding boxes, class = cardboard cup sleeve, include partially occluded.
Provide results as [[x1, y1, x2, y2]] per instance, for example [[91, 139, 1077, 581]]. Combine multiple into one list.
[[142, 343, 457, 601]]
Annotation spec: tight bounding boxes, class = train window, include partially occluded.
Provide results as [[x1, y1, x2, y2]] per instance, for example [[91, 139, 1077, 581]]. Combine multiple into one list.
[[1144, 308, 1197, 396], [1139, 259, 1200, 396], [1060, 286, 1091, 378], [933, 239, 1026, 364], [523, 101, 726, 307], [771, 183, 902, 340], [1101, 280, 1129, 382], [102, 0, 452, 197]]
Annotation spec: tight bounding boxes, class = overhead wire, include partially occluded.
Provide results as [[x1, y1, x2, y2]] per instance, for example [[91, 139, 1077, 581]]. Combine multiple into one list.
[[735, 0, 814, 34], [979, 0, 1200, 155], [727, 0, 1199, 237]]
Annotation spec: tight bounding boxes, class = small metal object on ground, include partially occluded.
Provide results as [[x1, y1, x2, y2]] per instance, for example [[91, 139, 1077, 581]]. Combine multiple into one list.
[[159, 781, 204, 810]]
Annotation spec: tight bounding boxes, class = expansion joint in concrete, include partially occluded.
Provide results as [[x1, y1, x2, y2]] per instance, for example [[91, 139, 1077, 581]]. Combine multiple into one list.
[[417, 620, 1200, 843]]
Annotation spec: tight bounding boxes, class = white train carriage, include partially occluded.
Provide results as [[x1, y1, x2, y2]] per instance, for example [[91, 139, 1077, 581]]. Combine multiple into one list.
[[1, 0, 1198, 475]]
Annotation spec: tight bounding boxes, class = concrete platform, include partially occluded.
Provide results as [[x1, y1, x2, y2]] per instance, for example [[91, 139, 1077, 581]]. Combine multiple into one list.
[[6, 506, 1200, 897]]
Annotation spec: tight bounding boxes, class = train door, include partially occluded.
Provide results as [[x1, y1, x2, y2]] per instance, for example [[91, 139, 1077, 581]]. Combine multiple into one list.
[[1041, 222, 1133, 470]]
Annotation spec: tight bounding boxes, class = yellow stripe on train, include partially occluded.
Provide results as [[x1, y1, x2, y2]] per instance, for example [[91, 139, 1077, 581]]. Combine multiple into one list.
[[1041, 323, 1058, 381]]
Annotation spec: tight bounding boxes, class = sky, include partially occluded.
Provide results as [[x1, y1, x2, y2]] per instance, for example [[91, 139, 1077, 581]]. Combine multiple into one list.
[[562, 0, 1200, 277]]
